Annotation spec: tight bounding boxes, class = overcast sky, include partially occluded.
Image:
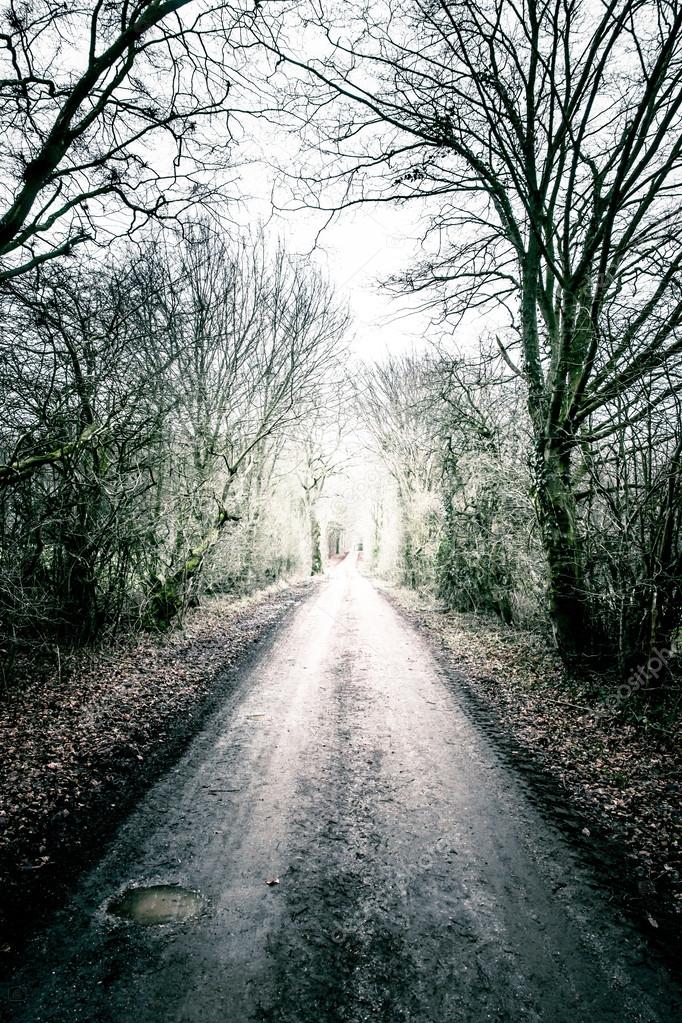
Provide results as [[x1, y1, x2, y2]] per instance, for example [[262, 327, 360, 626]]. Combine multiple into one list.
[[237, 153, 496, 364], [230, 108, 440, 362], [293, 202, 434, 360]]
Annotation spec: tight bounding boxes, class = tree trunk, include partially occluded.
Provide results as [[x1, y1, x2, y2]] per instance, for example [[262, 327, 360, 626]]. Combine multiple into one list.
[[147, 507, 239, 627], [520, 242, 591, 662], [310, 512, 322, 575], [0, 425, 103, 487], [534, 438, 588, 661]]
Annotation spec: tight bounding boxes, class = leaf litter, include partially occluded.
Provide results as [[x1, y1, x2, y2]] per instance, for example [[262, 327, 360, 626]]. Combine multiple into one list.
[[0, 580, 311, 950]]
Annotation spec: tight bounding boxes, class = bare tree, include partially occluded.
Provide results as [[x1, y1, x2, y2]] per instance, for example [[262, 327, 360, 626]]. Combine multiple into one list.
[[265, 0, 682, 662], [294, 393, 351, 574], [0, 0, 257, 281], [426, 350, 540, 624], [358, 354, 441, 589], [0, 221, 351, 683], [146, 227, 350, 623], [0, 248, 173, 649]]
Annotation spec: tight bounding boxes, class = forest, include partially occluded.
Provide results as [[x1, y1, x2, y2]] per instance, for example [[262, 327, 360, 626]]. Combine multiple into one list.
[[1, 0, 680, 692], [1, 1, 682, 1016]]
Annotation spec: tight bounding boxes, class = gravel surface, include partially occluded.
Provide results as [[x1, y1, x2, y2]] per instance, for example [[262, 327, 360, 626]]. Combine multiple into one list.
[[1, 556, 680, 1022]]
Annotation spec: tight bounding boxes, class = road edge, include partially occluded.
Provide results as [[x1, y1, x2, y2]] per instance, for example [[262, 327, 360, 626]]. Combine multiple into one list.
[[0, 579, 316, 967], [376, 579, 682, 982]]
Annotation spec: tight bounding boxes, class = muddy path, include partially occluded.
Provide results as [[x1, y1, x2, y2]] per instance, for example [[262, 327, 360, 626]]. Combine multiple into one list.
[[1, 556, 680, 1022]]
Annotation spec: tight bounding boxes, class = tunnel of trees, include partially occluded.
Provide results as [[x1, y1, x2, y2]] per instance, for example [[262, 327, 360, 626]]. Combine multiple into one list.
[[1, 0, 681, 696]]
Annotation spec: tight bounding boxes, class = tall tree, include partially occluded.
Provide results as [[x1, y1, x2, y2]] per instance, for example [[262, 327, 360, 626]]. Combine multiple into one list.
[[265, 0, 682, 660]]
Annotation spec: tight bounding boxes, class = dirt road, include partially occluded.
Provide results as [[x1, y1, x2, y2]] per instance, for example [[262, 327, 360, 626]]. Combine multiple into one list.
[[2, 556, 680, 1022]]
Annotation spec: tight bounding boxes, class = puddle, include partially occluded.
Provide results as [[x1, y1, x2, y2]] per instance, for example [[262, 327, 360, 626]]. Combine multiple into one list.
[[107, 884, 203, 925]]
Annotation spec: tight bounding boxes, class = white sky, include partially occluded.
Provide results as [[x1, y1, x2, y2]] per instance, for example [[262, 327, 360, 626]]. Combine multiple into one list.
[[276, 200, 496, 362], [232, 147, 495, 364], [286, 203, 434, 360], [231, 110, 438, 362]]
